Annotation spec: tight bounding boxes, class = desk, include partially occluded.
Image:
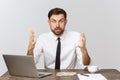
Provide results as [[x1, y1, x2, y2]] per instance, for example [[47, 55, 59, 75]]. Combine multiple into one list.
[[0, 69, 120, 80]]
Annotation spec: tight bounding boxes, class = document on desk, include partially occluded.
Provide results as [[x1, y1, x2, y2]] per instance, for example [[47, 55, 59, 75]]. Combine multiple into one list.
[[77, 73, 107, 80]]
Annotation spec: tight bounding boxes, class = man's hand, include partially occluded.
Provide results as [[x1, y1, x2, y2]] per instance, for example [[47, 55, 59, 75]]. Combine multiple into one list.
[[79, 33, 90, 65], [27, 31, 36, 56]]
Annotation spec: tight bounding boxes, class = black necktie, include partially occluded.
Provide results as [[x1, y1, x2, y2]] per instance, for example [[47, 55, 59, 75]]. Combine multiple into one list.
[[55, 37, 61, 69]]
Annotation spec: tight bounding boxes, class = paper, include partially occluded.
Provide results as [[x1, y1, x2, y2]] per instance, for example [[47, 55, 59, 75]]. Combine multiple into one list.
[[56, 72, 77, 76], [77, 73, 107, 80]]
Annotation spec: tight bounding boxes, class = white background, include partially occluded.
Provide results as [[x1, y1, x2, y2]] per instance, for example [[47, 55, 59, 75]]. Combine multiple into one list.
[[0, 0, 120, 76]]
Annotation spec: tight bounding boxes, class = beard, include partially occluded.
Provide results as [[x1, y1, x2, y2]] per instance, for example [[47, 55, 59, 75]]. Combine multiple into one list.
[[51, 27, 64, 36]]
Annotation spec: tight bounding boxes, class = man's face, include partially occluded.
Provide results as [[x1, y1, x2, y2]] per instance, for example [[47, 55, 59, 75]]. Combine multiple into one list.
[[48, 14, 67, 36]]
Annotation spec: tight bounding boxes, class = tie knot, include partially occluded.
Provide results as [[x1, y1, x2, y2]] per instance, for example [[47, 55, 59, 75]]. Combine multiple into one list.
[[57, 37, 60, 41]]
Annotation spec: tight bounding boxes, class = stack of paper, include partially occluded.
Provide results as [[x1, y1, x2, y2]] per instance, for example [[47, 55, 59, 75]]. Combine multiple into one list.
[[77, 73, 107, 80]]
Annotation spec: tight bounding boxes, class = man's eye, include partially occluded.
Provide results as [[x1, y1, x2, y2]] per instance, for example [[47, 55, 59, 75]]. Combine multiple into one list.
[[59, 20, 65, 23], [60, 20, 64, 23]]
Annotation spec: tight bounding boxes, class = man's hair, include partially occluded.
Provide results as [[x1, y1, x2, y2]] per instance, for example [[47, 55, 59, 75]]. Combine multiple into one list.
[[48, 8, 67, 19]]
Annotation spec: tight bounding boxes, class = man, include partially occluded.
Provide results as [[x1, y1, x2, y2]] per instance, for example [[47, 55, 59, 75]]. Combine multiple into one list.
[[27, 8, 90, 69]]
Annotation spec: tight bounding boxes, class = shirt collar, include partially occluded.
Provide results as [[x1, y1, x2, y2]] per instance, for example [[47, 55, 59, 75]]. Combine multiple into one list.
[[50, 30, 67, 41]]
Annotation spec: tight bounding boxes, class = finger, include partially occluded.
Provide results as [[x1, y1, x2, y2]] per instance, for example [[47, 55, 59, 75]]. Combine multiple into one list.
[[81, 32, 85, 37], [80, 33, 84, 40], [30, 30, 35, 42], [80, 33, 86, 46]]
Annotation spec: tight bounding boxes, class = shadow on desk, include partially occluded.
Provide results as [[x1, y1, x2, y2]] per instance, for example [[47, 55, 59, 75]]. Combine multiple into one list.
[[0, 69, 120, 80]]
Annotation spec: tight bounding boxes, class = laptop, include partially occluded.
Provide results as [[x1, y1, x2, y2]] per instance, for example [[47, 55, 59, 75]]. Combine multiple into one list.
[[3, 54, 52, 78]]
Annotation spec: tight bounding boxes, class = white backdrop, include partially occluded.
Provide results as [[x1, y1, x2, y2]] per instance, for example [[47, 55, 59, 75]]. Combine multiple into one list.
[[0, 0, 120, 76]]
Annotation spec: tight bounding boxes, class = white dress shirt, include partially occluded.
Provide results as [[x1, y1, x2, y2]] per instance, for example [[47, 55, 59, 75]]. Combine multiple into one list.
[[34, 30, 84, 69]]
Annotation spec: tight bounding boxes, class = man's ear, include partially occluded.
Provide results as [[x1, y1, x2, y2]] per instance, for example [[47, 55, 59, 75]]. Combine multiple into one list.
[[65, 19, 67, 25], [48, 19, 50, 25]]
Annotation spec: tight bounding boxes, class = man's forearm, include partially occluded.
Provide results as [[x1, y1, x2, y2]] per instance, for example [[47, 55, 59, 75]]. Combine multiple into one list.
[[81, 47, 91, 65]]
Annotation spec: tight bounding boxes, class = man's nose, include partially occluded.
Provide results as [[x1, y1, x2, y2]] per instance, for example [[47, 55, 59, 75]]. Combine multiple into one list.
[[56, 22, 60, 27]]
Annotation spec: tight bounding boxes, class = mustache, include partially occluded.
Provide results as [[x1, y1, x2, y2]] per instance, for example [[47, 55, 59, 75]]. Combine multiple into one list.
[[55, 27, 61, 30]]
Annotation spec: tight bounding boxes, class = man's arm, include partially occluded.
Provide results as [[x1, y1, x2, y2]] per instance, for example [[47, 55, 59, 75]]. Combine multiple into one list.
[[79, 33, 90, 65], [27, 31, 35, 56]]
